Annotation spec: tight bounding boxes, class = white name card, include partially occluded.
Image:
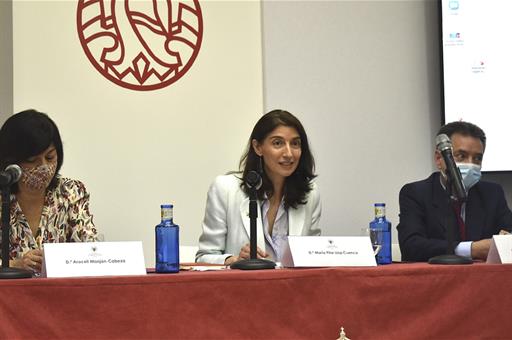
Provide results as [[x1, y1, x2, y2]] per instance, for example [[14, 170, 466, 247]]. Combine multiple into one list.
[[42, 241, 147, 278], [281, 236, 376, 267], [486, 235, 512, 264]]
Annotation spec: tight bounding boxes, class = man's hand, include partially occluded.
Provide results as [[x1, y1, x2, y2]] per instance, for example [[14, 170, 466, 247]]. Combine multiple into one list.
[[471, 239, 491, 260], [471, 231, 511, 260]]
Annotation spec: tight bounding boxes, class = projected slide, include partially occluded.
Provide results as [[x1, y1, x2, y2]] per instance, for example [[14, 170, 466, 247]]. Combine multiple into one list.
[[442, 0, 512, 171]]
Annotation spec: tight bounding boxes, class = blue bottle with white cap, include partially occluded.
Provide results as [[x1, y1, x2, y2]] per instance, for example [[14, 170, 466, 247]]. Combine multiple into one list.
[[155, 204, 180, 273], [369, 203, 392, 265]]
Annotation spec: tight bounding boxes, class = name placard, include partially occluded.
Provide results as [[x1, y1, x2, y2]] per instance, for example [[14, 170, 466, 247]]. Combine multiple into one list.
[[42, 241, 147, 278], [486, 235, 512, 264], [281, 236, 376, 267]]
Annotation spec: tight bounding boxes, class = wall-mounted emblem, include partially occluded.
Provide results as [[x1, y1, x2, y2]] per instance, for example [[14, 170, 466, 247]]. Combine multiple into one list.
[[77, 1, 203, 91]]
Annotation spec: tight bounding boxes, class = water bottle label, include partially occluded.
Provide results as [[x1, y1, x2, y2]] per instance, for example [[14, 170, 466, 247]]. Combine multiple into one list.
[[374, 205, 386, 218], [161, 206, 173, 221]]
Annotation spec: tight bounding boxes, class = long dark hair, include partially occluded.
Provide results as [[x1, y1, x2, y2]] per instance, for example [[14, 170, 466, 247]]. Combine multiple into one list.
[[238, 109, 316, 209], [0, 109, 64, 193]]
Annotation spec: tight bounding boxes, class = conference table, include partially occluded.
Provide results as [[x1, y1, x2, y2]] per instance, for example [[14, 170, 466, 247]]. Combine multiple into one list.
[[0, 262, 511, 339]]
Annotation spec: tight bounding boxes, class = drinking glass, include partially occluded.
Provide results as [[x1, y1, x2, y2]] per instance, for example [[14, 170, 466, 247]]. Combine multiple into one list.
[[361, 228, 383, 256]]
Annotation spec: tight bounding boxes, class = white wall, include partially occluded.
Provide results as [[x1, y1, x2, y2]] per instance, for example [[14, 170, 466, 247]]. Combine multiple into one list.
[[262, 0, 442, 240], [12, 0, 264, 266], [0, 0, 12, 123]]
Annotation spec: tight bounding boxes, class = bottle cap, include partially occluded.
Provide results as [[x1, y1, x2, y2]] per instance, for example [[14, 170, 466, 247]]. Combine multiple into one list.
[[161, 204, 173, 209], [374, 203, 385, 207]]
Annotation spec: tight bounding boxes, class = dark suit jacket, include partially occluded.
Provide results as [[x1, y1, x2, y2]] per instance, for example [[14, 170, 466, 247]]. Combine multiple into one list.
[[397, 172, 512, 262]]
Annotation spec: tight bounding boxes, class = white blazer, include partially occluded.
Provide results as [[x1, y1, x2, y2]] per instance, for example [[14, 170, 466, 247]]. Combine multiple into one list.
[[196, 174, 322, 264]]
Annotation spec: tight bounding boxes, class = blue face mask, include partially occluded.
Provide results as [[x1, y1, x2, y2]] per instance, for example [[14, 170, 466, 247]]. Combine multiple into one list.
[[456, 163, 482, 192]]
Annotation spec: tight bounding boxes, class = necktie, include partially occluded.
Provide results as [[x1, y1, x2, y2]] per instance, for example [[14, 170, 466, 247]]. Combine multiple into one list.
[[453, 201, 466, 241]]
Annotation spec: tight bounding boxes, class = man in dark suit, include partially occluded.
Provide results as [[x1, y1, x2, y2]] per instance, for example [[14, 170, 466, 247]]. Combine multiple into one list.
[[397, 121, 512, 262]]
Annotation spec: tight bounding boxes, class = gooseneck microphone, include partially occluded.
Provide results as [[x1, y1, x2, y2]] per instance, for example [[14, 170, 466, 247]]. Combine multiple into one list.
[[0, 164, 32, 278], [436, 134, 467, 202], [246, 170, 262, 190], [429, 134, 472, 265], [230, 170, 275, 270], [0, 165, 22, 187]]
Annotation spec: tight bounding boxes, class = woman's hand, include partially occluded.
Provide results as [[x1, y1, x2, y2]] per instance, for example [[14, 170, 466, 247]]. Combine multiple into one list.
[[11, 249, 43, 272], [224, 243, 268, 265]]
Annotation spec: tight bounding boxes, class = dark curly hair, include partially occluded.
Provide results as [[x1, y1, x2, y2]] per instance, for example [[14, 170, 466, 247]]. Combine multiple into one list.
[[0, 109, 63, 193], [238, 109, 316, 209]]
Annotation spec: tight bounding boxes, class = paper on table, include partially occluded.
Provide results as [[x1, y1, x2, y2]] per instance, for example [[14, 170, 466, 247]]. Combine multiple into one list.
[[486, 234, 512, 264], [180, 265, 228, 271]]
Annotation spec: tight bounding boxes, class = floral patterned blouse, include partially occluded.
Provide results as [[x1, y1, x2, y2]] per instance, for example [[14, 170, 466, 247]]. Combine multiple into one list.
[[2, 177, 98, 260]]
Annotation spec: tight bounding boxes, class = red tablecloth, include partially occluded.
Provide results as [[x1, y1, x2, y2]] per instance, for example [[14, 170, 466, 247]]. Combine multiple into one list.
[[0, 263, 511, 339]]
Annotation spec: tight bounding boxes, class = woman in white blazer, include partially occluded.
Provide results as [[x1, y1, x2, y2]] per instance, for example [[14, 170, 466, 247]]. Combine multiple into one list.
[[196, 110, 321, 264]]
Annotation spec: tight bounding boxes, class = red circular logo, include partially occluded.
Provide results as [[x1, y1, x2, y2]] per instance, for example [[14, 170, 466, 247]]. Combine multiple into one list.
[[77, 0, 203, 91]]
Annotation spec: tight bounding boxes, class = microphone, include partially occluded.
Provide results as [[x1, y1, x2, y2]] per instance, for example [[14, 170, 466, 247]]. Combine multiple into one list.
[[230, 169, 275, 269], [246, 170, 262, 190], [0, 164, 22, 187], [436, 134, 467, 202], [0, 163, 32, 278], [428, 134, 473, 264]]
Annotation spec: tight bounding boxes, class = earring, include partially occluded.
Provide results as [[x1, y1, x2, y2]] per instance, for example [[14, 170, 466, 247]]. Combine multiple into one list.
[[258, 156, 263, 174]]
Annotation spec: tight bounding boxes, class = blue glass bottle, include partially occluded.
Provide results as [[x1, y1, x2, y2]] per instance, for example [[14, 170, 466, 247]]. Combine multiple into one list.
[[369, 203, 392, 265], [155, 204, 180, 273]]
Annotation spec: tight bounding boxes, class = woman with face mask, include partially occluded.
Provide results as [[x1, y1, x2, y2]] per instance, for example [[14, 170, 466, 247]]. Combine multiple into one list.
[[0, 109, 98, 272]]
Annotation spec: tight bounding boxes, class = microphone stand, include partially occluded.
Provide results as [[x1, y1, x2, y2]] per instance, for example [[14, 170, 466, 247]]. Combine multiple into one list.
[[428, 176, 472, 265], [0, 184, 32, 278], [231, 178, 276, 270]]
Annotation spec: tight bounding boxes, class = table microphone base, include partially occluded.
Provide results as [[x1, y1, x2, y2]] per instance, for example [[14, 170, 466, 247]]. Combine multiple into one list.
[[0, 267, 33, 279], [230, 258, 276, 270], [428, 254, 473, 265]]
